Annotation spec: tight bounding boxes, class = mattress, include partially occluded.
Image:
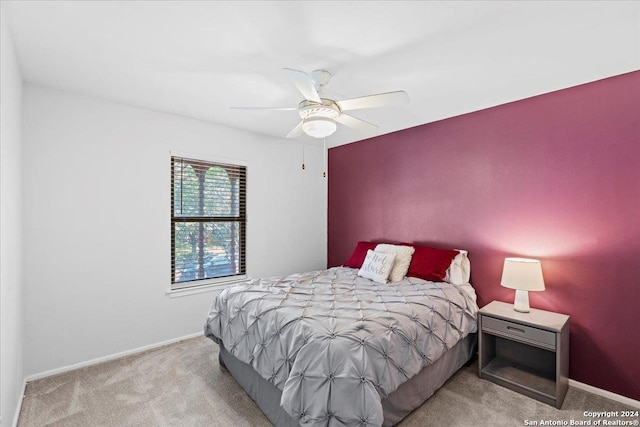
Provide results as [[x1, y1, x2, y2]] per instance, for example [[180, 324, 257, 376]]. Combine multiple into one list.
[[205, 267, 478, 426]]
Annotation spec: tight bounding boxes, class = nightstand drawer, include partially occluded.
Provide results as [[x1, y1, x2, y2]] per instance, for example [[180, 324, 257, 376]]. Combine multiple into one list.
[[482, 316, 556, 349]]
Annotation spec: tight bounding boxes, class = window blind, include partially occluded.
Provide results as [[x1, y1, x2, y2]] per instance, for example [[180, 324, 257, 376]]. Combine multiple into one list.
[[170, 156, 246, 287]]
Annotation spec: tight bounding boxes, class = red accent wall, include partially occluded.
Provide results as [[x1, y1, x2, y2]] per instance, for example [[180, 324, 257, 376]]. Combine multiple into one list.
[[327, 71, 640, 400]]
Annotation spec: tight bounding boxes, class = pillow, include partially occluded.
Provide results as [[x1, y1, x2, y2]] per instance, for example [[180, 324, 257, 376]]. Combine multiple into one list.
[[374, 244, 415, 282], [343, 241, 378, 268], [445, 250, 471, 285], [358, 250, 396, 284], [405, 244, 459, 282]]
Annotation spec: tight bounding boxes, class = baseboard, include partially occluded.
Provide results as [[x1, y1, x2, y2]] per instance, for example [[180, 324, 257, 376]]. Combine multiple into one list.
[[569, 379, 640, 409], [25, 331, 204, 382], [11, 378, 27, 427]]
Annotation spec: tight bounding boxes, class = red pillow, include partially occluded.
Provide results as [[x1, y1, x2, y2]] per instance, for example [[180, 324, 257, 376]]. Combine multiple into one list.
[[343, 241, 379, 268], [405, 244, 459, 281]]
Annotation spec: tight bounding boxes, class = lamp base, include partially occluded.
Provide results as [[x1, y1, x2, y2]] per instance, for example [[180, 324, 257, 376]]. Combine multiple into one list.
[[513, 289, 531, 313]]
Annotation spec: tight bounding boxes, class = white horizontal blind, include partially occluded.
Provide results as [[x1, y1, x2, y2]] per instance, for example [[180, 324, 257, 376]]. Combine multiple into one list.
[[171, 156, 246, 287]]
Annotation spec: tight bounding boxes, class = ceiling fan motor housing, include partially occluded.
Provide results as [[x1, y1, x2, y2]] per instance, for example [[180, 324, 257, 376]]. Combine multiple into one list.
[[298, 99, 340, 120], [298, 99, 340, 138]]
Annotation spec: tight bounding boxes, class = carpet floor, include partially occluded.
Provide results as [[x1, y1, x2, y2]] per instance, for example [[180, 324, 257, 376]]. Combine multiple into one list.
[[18, 336, 637, 426]]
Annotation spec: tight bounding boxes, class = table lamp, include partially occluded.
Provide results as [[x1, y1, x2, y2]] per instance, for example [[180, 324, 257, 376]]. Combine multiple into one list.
[[500, 257, 545, 313]]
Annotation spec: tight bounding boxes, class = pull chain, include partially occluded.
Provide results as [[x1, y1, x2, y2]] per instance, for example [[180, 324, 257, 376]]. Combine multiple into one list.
[[301, 142, 305, 170], [323, 137, 327, 178]]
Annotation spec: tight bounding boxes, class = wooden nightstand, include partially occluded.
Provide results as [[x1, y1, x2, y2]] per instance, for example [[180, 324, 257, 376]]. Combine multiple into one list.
[[478, 301, 570, 408]]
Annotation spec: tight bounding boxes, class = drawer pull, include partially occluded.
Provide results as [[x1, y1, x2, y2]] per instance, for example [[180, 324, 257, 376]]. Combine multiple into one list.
[[507, 326, 526, 334]]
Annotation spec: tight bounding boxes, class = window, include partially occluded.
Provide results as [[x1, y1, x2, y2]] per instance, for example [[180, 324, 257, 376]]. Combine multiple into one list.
[[171, 156, 246, 289]]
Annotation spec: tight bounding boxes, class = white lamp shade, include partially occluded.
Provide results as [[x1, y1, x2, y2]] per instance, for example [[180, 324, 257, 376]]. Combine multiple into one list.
[[500, 258, 545, 291]]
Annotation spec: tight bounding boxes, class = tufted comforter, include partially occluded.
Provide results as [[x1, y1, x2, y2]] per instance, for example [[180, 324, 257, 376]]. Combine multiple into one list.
[[204, 267, 478, 426]]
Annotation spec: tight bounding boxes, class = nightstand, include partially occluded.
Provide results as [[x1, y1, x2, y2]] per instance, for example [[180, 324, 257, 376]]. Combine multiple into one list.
[[478, 301, 570, 408]]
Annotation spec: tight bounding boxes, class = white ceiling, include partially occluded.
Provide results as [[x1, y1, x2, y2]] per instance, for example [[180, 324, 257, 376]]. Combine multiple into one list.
[[3, 1, 639, 148]]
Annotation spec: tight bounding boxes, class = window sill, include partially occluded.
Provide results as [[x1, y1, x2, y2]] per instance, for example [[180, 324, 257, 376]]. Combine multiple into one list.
[[166, 275, 249, 298]]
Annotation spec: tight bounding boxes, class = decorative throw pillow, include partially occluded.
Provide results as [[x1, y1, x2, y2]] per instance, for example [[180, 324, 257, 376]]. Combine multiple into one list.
[[358, 250, 396, 284], [445, 250, 471, 285], [374, 244, 415, 282], [405, 244, 459, 282], [343, 241, 378, 268]]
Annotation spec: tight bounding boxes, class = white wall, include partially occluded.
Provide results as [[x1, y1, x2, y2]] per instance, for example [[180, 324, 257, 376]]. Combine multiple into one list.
[[22, 85, 327, 376], [0, 7, 25, 427]]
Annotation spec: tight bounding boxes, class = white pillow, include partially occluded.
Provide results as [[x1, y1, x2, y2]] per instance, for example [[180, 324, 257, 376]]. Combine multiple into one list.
[[358, 250, 396, 284], [374, 244, 416, 282], [445, 250, 471, 285]]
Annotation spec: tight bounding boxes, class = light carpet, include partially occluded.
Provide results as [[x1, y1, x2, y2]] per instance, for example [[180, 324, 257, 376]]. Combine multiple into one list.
[[18, 336, 636, 426]]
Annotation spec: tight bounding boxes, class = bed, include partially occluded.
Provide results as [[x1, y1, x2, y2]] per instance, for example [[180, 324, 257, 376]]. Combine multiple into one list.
[[204, 244, 478, 426]]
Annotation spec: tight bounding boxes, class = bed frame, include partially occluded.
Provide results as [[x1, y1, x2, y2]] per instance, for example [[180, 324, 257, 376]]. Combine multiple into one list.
[[217, 333, 476, 426]]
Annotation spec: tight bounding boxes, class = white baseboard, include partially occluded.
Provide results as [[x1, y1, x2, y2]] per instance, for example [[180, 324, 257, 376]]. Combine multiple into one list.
[[25, 331, 204, 382], [11, 378, 27, 427], [569, 379, 640, 409]]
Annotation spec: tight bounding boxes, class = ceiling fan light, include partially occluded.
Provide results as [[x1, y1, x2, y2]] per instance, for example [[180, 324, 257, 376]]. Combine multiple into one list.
[[302, 116, 336, 138]]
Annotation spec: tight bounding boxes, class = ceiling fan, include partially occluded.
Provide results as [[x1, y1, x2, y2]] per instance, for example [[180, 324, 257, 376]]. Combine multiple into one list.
[[232, 68, 410, 139]]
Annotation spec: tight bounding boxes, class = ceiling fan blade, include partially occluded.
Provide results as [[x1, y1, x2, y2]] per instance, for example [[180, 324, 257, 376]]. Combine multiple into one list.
[[230, 106, 297, 111], [337, 91, 409, 112], [286, 121, 304, 138], [335, 114, 379, 133], [283, 68, 321, 103]]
